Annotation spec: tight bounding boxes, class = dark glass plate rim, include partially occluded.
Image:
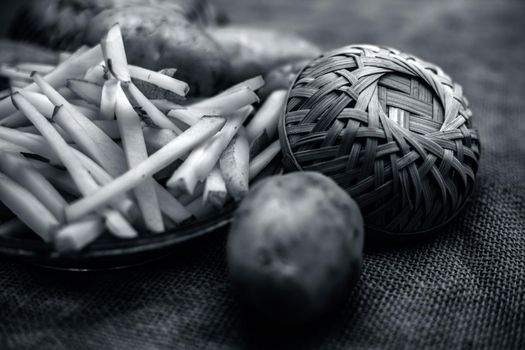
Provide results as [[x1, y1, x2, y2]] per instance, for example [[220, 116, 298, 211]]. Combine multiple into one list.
[[0, 206, 235, 270]]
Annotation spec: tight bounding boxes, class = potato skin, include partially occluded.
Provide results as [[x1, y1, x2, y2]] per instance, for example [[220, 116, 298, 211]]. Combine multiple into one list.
[[10, 0, 225, 48], [227, 172, 364, 324], [208, 26, 321, 86], [259, 59, 310, 100]]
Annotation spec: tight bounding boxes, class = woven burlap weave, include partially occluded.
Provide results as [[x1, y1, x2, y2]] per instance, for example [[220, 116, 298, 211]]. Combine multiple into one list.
[[1, 0, 524, 349], [280, 45, 480, 234]]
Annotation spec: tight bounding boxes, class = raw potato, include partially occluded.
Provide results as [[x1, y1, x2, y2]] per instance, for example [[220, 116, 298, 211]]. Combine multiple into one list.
[[259, 60, 310, 100], [0, 40, 59, 66], [220, 131, 249, 201], [208, 26, 321, 85], [227, 172, 364, 324], [0, 40, 59, 90], [10, 0, 226, 49]]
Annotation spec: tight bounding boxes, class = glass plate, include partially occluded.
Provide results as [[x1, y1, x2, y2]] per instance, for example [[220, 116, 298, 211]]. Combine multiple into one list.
[[0, 206, 235, 271]]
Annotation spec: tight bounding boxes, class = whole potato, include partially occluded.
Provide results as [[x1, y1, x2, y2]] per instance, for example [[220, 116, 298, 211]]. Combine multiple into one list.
[[227, 172, 364, 324], [0, 40, 59, 90], [10, 0, 225, 49], [259, 59, 310, 100], [208, 26, 321, 86]]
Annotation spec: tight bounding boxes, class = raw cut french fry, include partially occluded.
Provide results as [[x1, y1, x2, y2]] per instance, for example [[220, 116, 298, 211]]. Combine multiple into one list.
[[5, 124, 129, 196], [18, 124, 76, 142], [0, 138, 32, 154], [185, 197, 213, 220], [48, 143, 135, 216], [129, 65, 189, 96], [150, 99, 180, 113], [158, 68, 177, 77], [142, 126, 177, 153], [0, 89, 10, 99], [0, 128, 133, 215], [26, 159, 81, 197], [0, 43, 102, 118], [52, 105, 125, 175], [32, 158, 134, 219], [0, 111, 29, 128], [71, 151, 136, 217], [166, 109, 198, 127], [16, 63, 55, 74], [246, 90, 287, 142], [10, 79, 29, 88], [0, 44, 101, 117], [0, 152, 67, 222], [54, 217, 104, 252], [12, 93, 137, 239], [0, 218, 27, 237], [74, 148, 188, 226], [167, 106, 252, 195], [0, 96, 19, 118], [67, 79, 102, 106], [153, 160, 182, 180], [58, 52, 71, 63], [14, 90, 55, 118], [0, 171, 58, 241], [249, 139, 281, 179], [178, 182, 205, 206], [29, 44, 103, 92], [31, 74, 126, 176], [166, 108, 208, 127], [191, 87, 260, 112], [203, 167, 227, 208], [2, 90, 98, 126], [154, 185, 192, 224], [21, 120, 122, 141], [116, 85, 164, 233], [217, 76, 265, 97], [17, 123, 110, 143], [27, 109, 135, 215], [68, 45, 91, 60], [150, 100, 218, 119], [91, 120, 120, 139], [0, 65, 32, 81], [67, 99, 95, 108], [0, 125, 61, 163], [101, 24, 131, 84], [65, 115, 226, 221], [219, 130, 250, 201], [11, 94, 98, 194], [151, 100, 220, 127], [127, 82, 183, 134], [185, 139, 281, 219], [56, 87, 77, 100], [71, 104, 99, 120], [100, 79, 120, 120], [103, 208, 137, 239], [83, 62, 106, 85]]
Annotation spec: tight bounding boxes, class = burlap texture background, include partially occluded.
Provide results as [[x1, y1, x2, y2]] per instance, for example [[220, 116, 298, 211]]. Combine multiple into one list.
[[1, 0, 524, 348]]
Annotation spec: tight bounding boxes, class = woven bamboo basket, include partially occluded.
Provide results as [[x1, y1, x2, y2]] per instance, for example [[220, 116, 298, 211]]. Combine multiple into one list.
[[279, 45, 480, 235]]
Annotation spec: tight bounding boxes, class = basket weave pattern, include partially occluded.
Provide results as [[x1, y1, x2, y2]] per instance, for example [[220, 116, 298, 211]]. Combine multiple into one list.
[[279, 45, 480, 234]]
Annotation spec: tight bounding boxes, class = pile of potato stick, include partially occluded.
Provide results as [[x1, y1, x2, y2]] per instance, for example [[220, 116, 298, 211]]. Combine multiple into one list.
[[0, 24, 286, 252]]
